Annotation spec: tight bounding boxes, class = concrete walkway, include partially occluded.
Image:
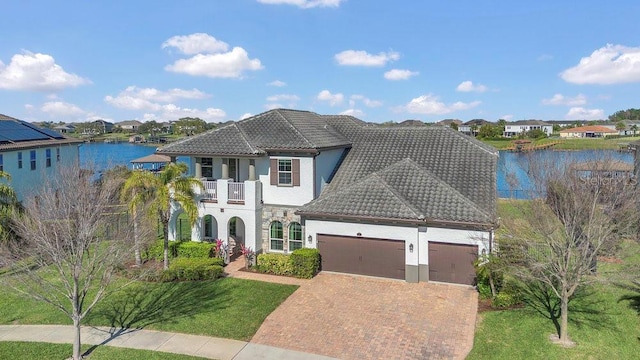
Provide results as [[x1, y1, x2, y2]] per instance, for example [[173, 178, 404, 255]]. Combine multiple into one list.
[[0, 325, 337, 360]]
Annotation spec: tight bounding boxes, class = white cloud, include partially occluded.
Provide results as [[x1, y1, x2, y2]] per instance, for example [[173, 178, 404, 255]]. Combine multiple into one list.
[[268, 80, 286, 87], [334, 50, 400, 67], [24, 104, 34, 111], [257, 0, 344, 8], [264, 103, 283, 110], [400, 94, 481, 115], [542, 93, 587, 106], [105, 86, 209, 110], [565, 107, 604, 120], [501, 114, 514, 121], [561, 44, 640, 84], [240, 113, 253, 120], [144, 105, 226, 122], [456, 80, 488, 93], [165, 47, 263, 78], [317, 90, 344, 106], [162, 33, 229, 55], [350, 94, 382, 107], [384, 69, 419, 80], [266, 94, 300, 102], [537, 54, 553, 61], [41, 101, 86, 117], [0, 52, 90, 91], [339, 108, 365, 117]]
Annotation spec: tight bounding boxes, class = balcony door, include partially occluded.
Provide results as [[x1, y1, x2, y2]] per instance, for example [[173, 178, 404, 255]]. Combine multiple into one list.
[[229, 158, 239, 182]]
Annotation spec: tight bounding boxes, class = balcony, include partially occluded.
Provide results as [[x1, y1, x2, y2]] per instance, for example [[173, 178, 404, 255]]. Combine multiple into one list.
[[199, 179, 261, 209]]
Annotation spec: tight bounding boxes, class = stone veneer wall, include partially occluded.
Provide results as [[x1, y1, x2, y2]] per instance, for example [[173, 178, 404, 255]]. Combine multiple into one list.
[[261, 205, 304, 253]]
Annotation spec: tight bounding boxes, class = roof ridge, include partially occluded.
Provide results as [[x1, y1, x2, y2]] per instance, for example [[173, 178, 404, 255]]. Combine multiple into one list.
[[372, 172, 424, 219], [274, 109, 316, 148], [233, 122, 260, 154], [379, 158, 493, 222]]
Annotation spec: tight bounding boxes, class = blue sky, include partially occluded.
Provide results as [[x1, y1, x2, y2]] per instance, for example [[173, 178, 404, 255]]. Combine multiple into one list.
[[1, 0, 640, 124]]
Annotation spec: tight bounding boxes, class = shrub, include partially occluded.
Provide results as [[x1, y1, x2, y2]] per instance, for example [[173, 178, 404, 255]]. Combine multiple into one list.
[[290, 248, 320, 279], [491, 292, 518, 309], [176, 241, 215, 258], [162, 257, 224, 281], [257, 253, 293, 276], [143, 239, 182, 261]]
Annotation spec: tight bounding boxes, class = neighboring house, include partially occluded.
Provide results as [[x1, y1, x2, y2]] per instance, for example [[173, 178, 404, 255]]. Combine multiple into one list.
[[436, 119, 463, 127], [559, 125, 618, 138], [92, 119, 114, 134], [157, 109, 498, 285], [53, 124, 75, 134], [118, 120, 143, 132], [458, 119, 493, 136], [0, 114, 83, 201], [546, 120, 586, 129], [503, 120, 553, 137], [616, 120, 640, 135]]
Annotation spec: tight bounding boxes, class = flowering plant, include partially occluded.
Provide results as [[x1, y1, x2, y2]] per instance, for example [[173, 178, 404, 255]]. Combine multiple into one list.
[[240, 244, 255, 268]]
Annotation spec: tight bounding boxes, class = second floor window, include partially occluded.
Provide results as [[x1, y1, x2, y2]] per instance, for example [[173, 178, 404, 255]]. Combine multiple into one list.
[[56, 148, 60, 162], [46, 149, 52, 167], [201, 158, 213, 178], [278, 159, 292, 185], [30, 150, 36, 170], [17, 152, 22, 169]]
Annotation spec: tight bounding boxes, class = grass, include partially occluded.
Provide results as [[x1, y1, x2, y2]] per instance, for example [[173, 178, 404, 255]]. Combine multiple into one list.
[[481, 136, 640, 150], [0, 277, 297, 341], [0, 341, 209, 359], [468, 200, 640, 359]]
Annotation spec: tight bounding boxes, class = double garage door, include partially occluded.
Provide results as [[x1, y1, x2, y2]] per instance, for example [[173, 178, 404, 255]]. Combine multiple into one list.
[[318, 234, 477, 285], [317, 234, 405, 280]]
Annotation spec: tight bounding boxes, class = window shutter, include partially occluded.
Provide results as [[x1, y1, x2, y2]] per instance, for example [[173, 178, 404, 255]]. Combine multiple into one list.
[[270, 159, 277, 185], [292, 159, 300, 186]]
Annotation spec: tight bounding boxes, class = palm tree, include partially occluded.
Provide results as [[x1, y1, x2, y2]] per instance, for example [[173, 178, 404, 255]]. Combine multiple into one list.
[[122, 163, 202, 269], [631, 124, 638, 136], [0, 171, 19, 242]]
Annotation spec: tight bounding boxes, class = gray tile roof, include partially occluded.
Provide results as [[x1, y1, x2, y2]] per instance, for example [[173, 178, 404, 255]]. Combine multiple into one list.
[[299, 120, 498, 227], [158, 109, 352, 156]]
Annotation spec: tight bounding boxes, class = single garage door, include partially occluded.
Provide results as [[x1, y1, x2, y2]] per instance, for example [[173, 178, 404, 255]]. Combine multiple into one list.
[[428, 242, 478, 285], [317, 234, 405, 280]]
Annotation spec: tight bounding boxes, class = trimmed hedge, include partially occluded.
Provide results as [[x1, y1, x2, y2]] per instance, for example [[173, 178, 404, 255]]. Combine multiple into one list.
[[290, 248, 320, 279], [143, 240, 216, 261], [162, 257, 224, 281], [257, 248, 320, 279]]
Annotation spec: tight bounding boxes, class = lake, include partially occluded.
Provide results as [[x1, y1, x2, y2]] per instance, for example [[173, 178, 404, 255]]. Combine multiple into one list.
[[80, 143, 635, 199]]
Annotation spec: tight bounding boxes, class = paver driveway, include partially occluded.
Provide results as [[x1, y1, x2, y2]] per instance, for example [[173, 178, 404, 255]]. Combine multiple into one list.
[[251, 272, 478, 360]]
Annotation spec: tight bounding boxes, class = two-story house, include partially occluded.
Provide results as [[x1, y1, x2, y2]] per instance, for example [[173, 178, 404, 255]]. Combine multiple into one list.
[[503, 120, 553, 137], [0, 114, 83, 201], [157, 109, 498, 285]]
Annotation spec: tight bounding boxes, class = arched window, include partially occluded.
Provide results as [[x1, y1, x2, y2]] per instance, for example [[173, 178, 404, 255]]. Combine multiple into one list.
[[270, 221, 283, 251], [204, 215, 214, 238], [288, 222, 303, 251]]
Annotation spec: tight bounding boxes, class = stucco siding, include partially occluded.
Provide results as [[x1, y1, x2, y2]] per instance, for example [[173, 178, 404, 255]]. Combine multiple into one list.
[[259, 156, 314, 206], [314, 148, 345, 198]]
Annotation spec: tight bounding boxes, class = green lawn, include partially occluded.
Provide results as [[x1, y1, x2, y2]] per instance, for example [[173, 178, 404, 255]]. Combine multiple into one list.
[[469, 200, 640, 359], [0, 341, 209, 360], [0, 277, 297, 341], [481, 136, 640, 150]]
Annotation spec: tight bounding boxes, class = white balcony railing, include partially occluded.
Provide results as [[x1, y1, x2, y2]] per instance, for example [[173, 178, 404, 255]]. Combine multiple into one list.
[[202, 180, 217, 201], [228, 182, 245, 203]]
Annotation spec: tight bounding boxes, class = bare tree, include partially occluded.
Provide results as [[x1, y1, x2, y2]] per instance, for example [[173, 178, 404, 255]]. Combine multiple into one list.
[[502, 153, 640, 346], [0, 165, 137, 360]]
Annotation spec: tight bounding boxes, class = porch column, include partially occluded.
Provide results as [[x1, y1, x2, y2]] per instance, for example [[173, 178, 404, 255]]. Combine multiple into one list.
[[249, 159, 256, 181], [194, 158, 202, 178], [221, 158, 229, 179]]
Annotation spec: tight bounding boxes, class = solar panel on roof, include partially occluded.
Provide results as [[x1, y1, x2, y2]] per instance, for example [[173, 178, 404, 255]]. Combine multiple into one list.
[[0, 120, 52, 141], [20, 121, 63, 139]]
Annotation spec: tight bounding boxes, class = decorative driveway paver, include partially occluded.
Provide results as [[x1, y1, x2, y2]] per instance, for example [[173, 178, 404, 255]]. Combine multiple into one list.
[[251, 273, 477, 360]]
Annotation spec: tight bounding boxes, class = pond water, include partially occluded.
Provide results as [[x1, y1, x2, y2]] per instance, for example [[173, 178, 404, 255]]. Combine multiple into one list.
[[80, 143, 635, 199]]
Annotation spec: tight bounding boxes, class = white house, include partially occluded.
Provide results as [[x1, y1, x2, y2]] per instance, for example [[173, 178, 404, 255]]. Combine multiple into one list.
[[503, 120, 553, 137], [117, 120, 143, 132], [559, 125, 618, 138], [0, 114, 83, 201], [157, 109, 498, 285]]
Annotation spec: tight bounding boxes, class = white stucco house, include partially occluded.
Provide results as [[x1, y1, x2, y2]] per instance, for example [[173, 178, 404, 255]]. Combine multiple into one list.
[[503, 120, 553, 137], [559, 125, 618, 138], [157, 109, 498, 285], [0, 114, 83, 201]]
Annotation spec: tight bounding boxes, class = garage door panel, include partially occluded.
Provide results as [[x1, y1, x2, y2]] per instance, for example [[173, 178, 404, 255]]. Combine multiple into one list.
[[429, 242, 477, 285], [318, 234, 405, 280]]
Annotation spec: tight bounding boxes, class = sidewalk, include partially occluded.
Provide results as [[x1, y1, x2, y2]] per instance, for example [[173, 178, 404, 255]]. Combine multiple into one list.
[[0, 325, 337, 360]]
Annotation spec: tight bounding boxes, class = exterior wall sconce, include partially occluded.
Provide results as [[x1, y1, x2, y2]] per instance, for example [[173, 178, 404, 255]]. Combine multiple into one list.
[[409, 243, 414, 253], [307, 235, 312, 244]]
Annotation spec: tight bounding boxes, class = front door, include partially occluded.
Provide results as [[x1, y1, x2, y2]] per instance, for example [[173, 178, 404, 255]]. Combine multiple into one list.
[[228, 158, 239, 181]]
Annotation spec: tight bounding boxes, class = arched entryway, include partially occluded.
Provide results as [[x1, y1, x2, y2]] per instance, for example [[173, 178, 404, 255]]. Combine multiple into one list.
[[203, 214, 218, 241], [228, 216, 246, 259]]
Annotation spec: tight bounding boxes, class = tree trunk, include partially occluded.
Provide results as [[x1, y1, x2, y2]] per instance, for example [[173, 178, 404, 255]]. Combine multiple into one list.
[[133, 206, 141, 266], [489, 273, 497, 298], [559, 292, 569, 344], [163, 221, 170, 270], [73, 316, 82, 360]]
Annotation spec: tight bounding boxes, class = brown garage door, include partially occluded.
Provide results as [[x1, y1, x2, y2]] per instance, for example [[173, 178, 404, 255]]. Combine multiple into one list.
[[428, 242, 478, 285], [317, 234, 405, 280]]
